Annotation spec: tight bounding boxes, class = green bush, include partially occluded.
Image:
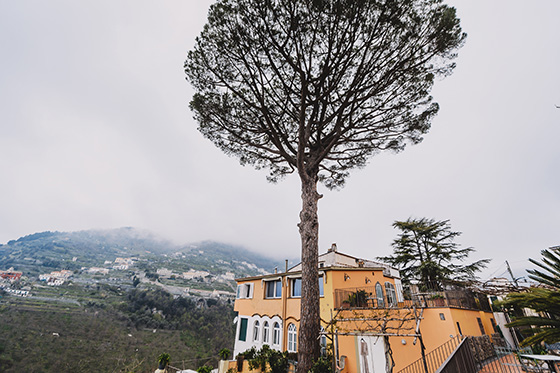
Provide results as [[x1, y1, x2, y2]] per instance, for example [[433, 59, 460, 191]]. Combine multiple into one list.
[[197, 365, 212, 373], [348, 289, 368, 307], [219, 348, 231, 360], [244, 345, 289, 373], [309, 356, 333, 373], [157, 352, 170, 367]]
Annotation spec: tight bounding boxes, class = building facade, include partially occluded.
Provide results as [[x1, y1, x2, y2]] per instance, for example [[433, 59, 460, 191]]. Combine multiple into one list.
[[232, 245, 497, 372]]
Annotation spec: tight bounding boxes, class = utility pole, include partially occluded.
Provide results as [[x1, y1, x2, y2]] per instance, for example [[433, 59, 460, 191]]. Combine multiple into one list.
[[506, 260, 519, 287]]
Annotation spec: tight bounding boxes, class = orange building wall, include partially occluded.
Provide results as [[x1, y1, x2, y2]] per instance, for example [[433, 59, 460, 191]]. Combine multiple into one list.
[[479, 311, 497, 337], [337, 335, 356, 373], [449, 308, 496, 339], [234, 279, 287, 318], [389, 335, 423, 372], [375, 308, 497, 372], [234, 270, 497, 373], [329, 268, 393, 291], [388, 308, 457, 372]]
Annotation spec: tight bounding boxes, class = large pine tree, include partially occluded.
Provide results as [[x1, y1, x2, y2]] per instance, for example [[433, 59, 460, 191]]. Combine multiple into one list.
[[185, 2, 466, 370]]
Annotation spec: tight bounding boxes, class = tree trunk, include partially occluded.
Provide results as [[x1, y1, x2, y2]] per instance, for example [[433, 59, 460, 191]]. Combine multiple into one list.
[[297, 172, 321, 373]]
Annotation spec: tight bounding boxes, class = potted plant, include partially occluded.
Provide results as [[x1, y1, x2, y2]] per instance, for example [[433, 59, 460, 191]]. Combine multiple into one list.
[[157, 352, 171, 370], [236, 353, 245, 372], [219, 348, 231, 361], [197, 365, 212, 373], [431, 294, 445, 307], [218, 348, 231, 372], [348, 290, 368, 307]]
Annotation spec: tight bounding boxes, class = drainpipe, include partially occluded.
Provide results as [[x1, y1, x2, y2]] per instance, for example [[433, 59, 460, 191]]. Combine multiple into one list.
[[334, 330, 346, 372], [281, 266, 288, 352]]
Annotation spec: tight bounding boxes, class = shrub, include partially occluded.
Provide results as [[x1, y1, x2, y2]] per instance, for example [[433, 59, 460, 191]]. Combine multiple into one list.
[[197, 365, 212, 373], [244, 345, 289, 373], [219, 348, 231, 360], [157, 352, 170, 368], [348, 290, 368, 307], [309, 356, 333, 373]]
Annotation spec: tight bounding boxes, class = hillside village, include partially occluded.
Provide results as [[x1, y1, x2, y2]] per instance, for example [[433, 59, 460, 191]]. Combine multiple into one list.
[[0, 254, 268, 302], [0, 230, 277, 304]]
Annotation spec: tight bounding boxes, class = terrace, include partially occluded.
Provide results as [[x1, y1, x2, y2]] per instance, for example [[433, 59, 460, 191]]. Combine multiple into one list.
[[334, 281, 492, 312]]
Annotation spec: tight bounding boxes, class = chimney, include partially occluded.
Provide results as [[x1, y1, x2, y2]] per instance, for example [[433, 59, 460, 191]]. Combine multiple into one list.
[[285, 260, 289, 273], [329, 243, 337, 252]]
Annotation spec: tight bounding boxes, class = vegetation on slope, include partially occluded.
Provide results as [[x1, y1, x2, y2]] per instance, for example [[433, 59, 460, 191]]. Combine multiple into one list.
[[0, 288, 235, 372]]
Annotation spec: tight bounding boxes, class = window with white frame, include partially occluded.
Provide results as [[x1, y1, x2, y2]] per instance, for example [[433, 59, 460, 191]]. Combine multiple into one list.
[[320, 326, 327, 356], [236, 283, 253, 299], [273, 322, 281, 346], [290, 276, 324, 297], [287, 323, 297, 352], [262, 321, 270, 344], [291, 278, 302, 297], [253, 320, 260, 342], [375, 282, 385, 307], [265, 279, 282, 299], [385, 282, 397, 307]]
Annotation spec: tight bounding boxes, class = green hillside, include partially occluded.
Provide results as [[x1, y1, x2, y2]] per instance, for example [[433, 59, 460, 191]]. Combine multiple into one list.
[[0, 288, 235, 372]]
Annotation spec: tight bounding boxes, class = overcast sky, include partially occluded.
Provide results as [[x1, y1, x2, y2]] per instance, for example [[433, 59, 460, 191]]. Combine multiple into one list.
[[1, 1, 558, 280]]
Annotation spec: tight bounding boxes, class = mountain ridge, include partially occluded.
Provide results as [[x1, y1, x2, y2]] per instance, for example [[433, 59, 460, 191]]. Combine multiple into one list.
[[0, 227, 291, 276]]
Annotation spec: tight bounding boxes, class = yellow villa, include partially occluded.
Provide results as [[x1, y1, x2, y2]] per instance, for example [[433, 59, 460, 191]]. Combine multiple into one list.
[[231, 244, 497, 372]]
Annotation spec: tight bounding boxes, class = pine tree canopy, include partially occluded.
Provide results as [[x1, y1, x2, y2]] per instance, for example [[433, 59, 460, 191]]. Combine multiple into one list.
[[185, 0, 466, 189], [378, 218, 490, 286]]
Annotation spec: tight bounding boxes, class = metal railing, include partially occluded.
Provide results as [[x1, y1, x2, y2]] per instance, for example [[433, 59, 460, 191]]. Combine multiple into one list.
[[401, 335, 555, 373], [436, 337, 477, 373], [334, 283, 492, 312], [477, 345, 554, 373], [398, 336, 466, 373]]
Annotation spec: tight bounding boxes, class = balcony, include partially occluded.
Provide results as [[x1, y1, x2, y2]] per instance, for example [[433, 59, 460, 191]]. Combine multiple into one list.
[[334, 282, 492, 312]]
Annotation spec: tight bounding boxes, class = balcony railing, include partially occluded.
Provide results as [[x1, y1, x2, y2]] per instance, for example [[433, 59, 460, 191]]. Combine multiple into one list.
[[334, 283, 492, 312]]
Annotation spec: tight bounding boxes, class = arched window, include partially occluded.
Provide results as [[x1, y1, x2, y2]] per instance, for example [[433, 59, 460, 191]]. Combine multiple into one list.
[[320, 326, 327, 356], [253, 320, 260, 342], [262, 321, 270, 344], [287, 323, 297, 352], [385, 282, 397, 307], [273, 322, 281, 346], [375, 282, 385, 308]]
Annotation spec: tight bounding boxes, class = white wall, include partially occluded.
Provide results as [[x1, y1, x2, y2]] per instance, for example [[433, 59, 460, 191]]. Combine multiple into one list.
[[355, 335, 386, 373], [233, 314, 284, 357]]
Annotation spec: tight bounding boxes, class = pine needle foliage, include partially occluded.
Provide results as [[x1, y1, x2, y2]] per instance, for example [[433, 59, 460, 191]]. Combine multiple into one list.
[[378, 218, 489, 287], [185, 0, 466, 189]]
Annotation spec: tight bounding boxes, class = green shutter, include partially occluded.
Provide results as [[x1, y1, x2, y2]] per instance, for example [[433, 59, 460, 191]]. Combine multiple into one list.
[[239, 318, 248, 341]]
